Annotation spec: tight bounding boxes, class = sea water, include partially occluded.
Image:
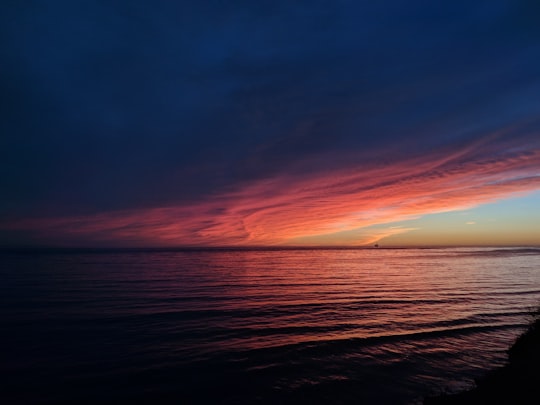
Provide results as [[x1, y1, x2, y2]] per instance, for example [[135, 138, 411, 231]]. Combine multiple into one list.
[[2, 247, 540, 404]]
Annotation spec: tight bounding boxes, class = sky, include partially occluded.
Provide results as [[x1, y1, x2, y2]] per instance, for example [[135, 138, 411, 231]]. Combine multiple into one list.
[[1, 0, 540, 247]]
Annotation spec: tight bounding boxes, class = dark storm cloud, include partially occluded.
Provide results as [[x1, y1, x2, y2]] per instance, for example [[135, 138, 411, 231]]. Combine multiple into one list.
[[1, 0, 540, 245]]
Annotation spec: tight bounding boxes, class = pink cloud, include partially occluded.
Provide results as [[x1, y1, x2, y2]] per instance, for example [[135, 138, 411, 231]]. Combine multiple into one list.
[[4, 133, 540, 246]]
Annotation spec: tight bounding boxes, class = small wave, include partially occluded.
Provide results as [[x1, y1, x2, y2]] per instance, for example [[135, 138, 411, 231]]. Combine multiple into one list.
[[231, 322, 526, 360], [463, 248, 540, 257]]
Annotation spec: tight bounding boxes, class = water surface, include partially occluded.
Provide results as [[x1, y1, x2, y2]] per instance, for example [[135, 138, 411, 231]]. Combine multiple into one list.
[[2, 247, 540, 404]]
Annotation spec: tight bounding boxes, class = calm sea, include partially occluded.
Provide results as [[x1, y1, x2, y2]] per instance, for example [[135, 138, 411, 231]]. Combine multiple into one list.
[[1, 247, 540, 404]]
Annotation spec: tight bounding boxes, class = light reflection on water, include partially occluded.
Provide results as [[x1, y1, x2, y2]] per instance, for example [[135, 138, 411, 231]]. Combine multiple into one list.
[[1, 247, 540, 404]]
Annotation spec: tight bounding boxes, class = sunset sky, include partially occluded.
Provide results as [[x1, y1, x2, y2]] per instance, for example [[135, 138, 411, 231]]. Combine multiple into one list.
[[1, 1, 540, 247]]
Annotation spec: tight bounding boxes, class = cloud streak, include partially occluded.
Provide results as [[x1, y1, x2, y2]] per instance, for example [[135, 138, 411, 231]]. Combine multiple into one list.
[[5, 126, 540, 246]]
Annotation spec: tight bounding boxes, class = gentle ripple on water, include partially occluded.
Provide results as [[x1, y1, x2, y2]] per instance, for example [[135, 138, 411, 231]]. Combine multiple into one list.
[[1, 247, 540, 404]]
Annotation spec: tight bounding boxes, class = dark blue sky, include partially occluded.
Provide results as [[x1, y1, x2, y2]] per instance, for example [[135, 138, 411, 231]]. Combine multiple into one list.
[[2, 1, 540, 246]]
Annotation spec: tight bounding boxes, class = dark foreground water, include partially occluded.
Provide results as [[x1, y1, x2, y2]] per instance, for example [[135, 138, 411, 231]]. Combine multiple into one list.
[[1, 247, 540, 404]]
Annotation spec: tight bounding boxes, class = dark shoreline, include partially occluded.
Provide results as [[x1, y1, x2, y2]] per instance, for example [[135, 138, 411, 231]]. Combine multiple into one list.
[[424, 309, 540, 404]]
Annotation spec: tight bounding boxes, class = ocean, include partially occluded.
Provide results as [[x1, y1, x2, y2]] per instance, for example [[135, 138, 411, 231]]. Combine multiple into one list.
[[1, 247, 540, 404]]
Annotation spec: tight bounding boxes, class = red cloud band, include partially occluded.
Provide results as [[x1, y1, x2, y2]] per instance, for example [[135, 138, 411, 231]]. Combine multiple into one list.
[[4, 139, 540, 246]]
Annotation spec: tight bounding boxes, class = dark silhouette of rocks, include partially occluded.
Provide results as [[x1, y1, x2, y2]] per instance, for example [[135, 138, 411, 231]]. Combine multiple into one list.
[[425, 310, 540, 404]]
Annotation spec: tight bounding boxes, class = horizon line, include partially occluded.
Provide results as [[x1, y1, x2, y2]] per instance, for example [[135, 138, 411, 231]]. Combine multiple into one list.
[[2, 244, 540, 252]]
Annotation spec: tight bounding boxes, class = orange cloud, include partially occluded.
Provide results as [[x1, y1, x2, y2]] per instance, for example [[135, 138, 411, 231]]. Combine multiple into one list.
[[4, 135, 540, 247]]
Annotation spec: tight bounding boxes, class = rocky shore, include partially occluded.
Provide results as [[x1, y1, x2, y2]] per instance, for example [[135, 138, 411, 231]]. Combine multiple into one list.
[[424, 311, 540, 404]]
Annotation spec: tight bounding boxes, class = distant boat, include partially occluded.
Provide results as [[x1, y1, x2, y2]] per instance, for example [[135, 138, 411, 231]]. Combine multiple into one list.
[[374, 244, 379, 248]]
